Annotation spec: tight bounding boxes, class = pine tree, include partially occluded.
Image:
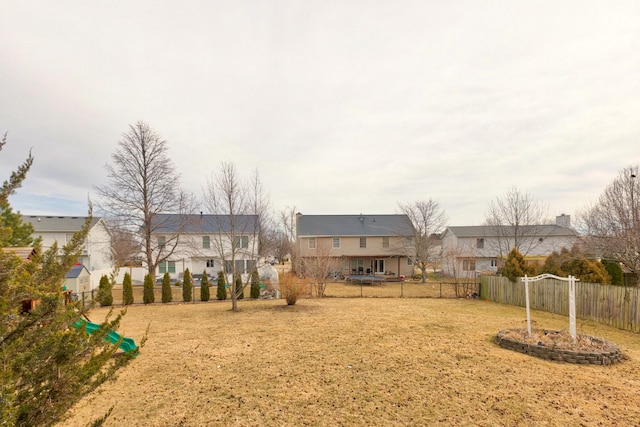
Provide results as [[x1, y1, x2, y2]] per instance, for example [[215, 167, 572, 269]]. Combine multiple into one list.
[[500, 248, 535, 282], [236, 276, 244, 300], [216, 271, 227, 300], [200, 270, 210, 301], [143, 273, 155, 304], [250, 269, 260, 299], [161, 272, 172, 303], [96, 274, 113, 307], [182, 268, 192, 302], [122, 271, 134, 305]]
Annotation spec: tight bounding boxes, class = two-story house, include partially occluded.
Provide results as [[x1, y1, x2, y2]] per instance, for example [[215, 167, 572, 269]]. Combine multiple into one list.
[[296, 214, 416, 278], [149, 213, 260, 281], [22, 215, 113, 288], [440, 214, 579, 276]]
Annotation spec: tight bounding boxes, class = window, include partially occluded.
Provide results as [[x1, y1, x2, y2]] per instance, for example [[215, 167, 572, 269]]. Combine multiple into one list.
[[382, 236, 389, 248], [203, 236, 210, 249], [159, 261, 176, 274], [476, 238, 484, 249], [333, 237, 340, 249], [490, 259, 498, 267], [234, 236, 249, 249], [158, 236, 166, 248], [206, 259, 215, 268], [407, 257, 413, 266], [463, 259, 476, 271], [308, 237, 316, 249], [359, 237, 366, 248]]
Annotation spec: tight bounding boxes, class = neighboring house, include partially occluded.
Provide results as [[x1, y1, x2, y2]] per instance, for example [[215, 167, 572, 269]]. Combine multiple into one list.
[[22, 215, 114, 288], [295, 214, 416, 277], [149, 213, 260, 281], [441, 215, 579, 276]]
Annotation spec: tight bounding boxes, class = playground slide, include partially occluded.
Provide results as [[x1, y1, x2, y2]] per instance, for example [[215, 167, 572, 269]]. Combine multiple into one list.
[[73, 319, 138, 355]]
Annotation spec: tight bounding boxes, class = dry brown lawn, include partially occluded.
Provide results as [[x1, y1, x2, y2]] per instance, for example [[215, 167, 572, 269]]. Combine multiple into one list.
[[62, 294, 640, 426]]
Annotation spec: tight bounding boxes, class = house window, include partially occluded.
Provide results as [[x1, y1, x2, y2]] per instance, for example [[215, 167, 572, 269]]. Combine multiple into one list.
[[203, 236, 210, 249], [382, 236, 389, 248], [477, 238, 484, 249], [234, 236, 249, 249], [158, 236, 166, 248], [359, 237, 366, 248], [206, 259, 215, 268], [308, 237, 316, 249], [463, 259, 476, 271], [407, 257, 413, 266], [159, 261, 176, 274], [333, 237, 340, 249], [490, 259, 498, 267]]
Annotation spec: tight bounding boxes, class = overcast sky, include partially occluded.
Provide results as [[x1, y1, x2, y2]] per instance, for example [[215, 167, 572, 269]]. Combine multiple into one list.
[[1, 1, 639, 227]]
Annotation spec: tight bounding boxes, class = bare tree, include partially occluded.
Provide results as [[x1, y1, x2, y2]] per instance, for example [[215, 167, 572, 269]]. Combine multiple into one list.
[[398, 199, 447, 283], [204, 162, 266, 312], [484, 186, 550, 258], [441, 240, 477, 297], [578, 165, 640, 278], [108, 224, 141, 268], [300, 238, 341, 297], [273, 206, 297, 268], [96, 121, 193, 281]]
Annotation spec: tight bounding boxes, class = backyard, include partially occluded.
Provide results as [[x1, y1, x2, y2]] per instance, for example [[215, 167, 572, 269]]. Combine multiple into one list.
[[61, 295, 640, 426]]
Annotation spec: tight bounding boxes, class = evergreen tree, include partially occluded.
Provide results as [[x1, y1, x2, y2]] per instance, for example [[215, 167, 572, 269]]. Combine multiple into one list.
[[1, 133, 136, 426], [250, 268, 260, 299], [182, 268, 192, 302], [200, 270, 210, 301], [122, 271, 134, 305], [236, 275, 244, 300], [0, 203, 35, 247], [500, 248, 535, 282], [602, 259, 625, 286], [216, 271, 227, 300], [96, 274, 113, 307], [161, 272, 172, 303], [143, 273, 155, 304]]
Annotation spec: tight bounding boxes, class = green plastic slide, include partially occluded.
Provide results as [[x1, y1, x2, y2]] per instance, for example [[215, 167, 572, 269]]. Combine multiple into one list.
[[73, 319, 139, 355]]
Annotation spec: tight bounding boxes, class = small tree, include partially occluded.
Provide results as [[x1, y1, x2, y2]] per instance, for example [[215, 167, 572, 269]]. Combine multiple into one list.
[[500, 248, 535, 282], [161, 272, 172, 303], [280, 272, 304, 305], [123, 271, 134, 305], [200, 270, 210, 301], [236, 275, 244, 299], [96, 274, 113, 307], [143, 273, 155, 304], [216, 271, 227, 300], [602, 259, 625, 286], [182, 268, 192, 302], [250, 269, 260, 298]]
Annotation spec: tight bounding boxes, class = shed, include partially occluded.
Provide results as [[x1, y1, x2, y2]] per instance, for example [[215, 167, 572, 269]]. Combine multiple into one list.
[[65, 264, 91, 294]]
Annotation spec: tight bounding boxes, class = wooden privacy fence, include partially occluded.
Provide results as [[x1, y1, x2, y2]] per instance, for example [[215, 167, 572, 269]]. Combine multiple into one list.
[[480, 275, 640, 333]]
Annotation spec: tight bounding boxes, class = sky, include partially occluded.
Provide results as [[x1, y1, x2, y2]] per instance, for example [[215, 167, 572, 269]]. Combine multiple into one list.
[[1, 1, 639, 227]]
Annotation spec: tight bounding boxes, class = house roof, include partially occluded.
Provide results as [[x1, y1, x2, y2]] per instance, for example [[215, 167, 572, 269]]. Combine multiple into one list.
[[297, 214, 415, 237], [1, 247, 37, 262], [66, 264, 89, 278], [444, 225, 578, 238], [150, 214, 259, 234], [22, 215, 102, 233]]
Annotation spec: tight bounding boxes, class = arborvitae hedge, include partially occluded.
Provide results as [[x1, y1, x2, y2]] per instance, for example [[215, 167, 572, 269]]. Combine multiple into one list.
[[236, 276, 244, 300], [200, 270, 210, 301], [161, 272, 172, 303], [97, 274, 113, 307], [143, 273, 155, 304], [216, 271, 227, 300], [250, 269, 260, 299], [123, 272, 134, 305], [182, 268, 192, 302]]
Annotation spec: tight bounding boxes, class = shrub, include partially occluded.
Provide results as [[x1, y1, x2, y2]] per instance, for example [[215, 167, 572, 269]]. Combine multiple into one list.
[[216, 272, 227, 300], [143, 274, 155, 304], [182, 269, 192, 302], [235, 276, 244, 300], [500, 248, 535, 282], [122, 272, 134, 305], [96, 274, 113, 307], [161, 272, 172, 303], [280, 272, 304, 305], [200, 270, 210, 301], [250, 269, 260, 299], [602, 259, 625, 286]]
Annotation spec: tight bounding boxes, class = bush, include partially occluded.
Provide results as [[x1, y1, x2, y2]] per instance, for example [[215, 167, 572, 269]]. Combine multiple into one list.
[[602, 260, 625, 286], [182, 269, 192, 302], [235, 276, 244, 300], [122, 272, 134, 305], [200, 270, 210, 301], [216, 272, 227, 300], [96, 274, 113, 307], [161, 272, 172, 303], [280, 272, 304, 305], [143, 274, 155, 304], [500, 248, 535, 282], [250, 269, 260, 299]]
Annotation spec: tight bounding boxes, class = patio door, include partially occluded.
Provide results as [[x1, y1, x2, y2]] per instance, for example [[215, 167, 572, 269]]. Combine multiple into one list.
[[374, 259, 385, 274]]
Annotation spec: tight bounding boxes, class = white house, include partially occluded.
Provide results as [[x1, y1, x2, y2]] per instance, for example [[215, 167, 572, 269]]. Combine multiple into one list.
[[441, 214, 579, 277], [22, 215, 114, 288]]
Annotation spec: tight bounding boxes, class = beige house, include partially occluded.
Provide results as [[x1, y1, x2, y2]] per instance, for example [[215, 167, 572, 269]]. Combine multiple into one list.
[[296, 214, 416, 278]]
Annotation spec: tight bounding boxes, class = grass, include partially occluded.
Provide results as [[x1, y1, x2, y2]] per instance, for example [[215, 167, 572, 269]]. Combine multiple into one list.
[[62, 296, 640, 426]]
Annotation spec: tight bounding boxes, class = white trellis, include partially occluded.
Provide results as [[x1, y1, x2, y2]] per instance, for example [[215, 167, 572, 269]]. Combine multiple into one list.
[[521, 274, 580, 342]]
